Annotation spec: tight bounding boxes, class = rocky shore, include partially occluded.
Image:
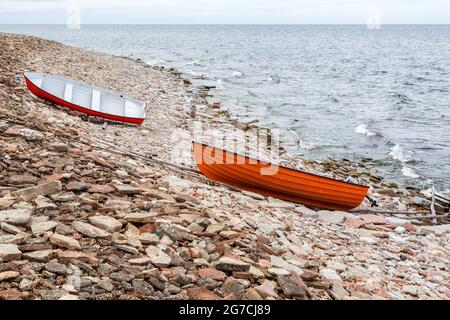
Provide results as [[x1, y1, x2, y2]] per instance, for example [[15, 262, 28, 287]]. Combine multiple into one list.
[[0, 33, 448, 300]]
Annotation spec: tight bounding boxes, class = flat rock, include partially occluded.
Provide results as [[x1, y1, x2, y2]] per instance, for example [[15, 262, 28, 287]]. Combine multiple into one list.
[[23, 249, 53, 262], [66, 181, 91, 192], [7, 175, 38, 186], [319, 268, 342, 282], [88, 215, 122, 233], [14, 180, 62, 201], [72, 221, 111, 238], [125, 212, 156, 223], [215, 257, 250, 272], [254, 280, 278, 299], [114, 184, 142, 195], [88, 184, 115, 194], [277, 275, 307, 297], [0, 208, 32, 225], [31, 221, 58, 236], [0, 271, 20, 282], [146, 245, 172, 267], [317, 211, 352, 224], [0, 244, 22, 262], [49, 233, 81, 250], [199, 268, 226, 281], [187, 287, 222, 300]]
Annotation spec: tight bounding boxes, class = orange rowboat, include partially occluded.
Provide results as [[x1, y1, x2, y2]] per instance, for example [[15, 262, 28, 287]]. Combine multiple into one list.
[[193, 142, 369, 211]]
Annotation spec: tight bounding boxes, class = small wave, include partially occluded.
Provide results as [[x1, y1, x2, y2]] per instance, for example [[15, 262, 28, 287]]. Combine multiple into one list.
[[145, 59, 165, 66], [401, 166, 420, 179], [354, 124, 377, 137], [389, 144, 414, 163], [232, 71, 244, 77], [187, 60, 204, 66], [188, 71, 208, 80]]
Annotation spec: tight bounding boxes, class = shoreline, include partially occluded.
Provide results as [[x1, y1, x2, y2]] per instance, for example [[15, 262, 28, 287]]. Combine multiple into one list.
[[0, 33, 449, 300]]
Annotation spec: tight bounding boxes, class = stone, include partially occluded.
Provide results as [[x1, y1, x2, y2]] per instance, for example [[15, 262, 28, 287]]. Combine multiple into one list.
[[1, 222, 24, 235], [5, 127, 43, 141], [7, 175, 38, 185], [277, 275, 307, 297], [187, 287, 222, 300], [110, 272, 135, 282], [14, 180, 62, 201], [35, 195, 57, 211], [59, 294, 79, 300], [72, 221, 111, 238], [49, 143, 69, 152], [0, 234, 26, 245], [129, 257, 151, 265], [319, 268, 342, 282], [0, 208, 32, 225], [205, 223, 226, 233], [146, 245, 172, 267], [66, 181, 91, 192], [31, 221, 58, 236], [394, 226, 406, 234], [243, 288, 264, 300], [132, 279, 154, 296], [221, 278, 245, 299], [254, 280, 278, 299], [199, 268, 226, 281], [359, 214, 387, 225], [98, 278, 114, 292], [114, 184, 142, 195], [329, 282, 349, 300], [317, 211, 350, 224], [269, 267, 290, 276], [45, 261, 67, 275], [360, 236, 378, 245], [215, 257, 251, 272], [125, 212, 156, 223], [88, 215, 122, 233], [0, 271, 20, 282], [270, 255, 303, 275], [88, 184, 115, 194], [402, 285, 421, 297], [419, 224, 450, 236], [326, 261, 347, 272], [49, 233, 81, 250], [23, 249, 53, 262], [0, 244, 22, 262], [139, 233, 159, 245], [248, 266, 265, 279]]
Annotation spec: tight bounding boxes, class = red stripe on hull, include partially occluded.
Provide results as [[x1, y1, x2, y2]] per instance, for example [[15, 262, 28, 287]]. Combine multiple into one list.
[[24, 76, 145, 125]]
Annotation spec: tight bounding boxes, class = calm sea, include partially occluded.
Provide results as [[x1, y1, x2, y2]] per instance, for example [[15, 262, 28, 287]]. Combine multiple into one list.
[[2, 25, 449, 190]]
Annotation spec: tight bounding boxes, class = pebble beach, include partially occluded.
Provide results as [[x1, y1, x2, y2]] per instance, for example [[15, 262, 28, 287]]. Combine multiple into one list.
[[0, 33, 449, 300]]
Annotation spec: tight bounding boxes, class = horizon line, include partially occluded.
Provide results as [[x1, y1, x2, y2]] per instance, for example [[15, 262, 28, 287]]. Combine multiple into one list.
[[1, 23, 450, 26]]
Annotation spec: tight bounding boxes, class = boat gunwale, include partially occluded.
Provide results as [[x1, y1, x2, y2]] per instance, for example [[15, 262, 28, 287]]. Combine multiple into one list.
[[193, 141, 370, 189], [24, 72, 146, 113], [24, 73, 146, 123]]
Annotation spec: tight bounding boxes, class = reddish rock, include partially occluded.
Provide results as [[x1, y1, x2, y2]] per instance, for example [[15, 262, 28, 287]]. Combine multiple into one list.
[[199, 268, 226, 281], [88, 184, 115, 194], [66, 181, 91, 192], [139, 223, 156, 233], [0, 288, 23, 300], [187, 287, 222, 300], [359, 214, 387, 225], [345, 217, 366, 229]]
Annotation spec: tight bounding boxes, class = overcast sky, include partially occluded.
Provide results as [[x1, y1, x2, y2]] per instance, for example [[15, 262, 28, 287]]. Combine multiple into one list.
[[0, 0, 449, 24]]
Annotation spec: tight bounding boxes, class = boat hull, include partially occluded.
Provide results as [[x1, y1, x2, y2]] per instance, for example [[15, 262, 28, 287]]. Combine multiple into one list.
[[24, 74, 145, 125], [193, 142, 369, 211]]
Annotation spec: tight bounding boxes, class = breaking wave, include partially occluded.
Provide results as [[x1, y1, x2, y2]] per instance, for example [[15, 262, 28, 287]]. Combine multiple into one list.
[[354, 124, 377, 137]]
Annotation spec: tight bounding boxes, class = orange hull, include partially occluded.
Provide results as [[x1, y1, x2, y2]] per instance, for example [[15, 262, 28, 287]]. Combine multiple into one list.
[[193, 142, 369, 211]]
